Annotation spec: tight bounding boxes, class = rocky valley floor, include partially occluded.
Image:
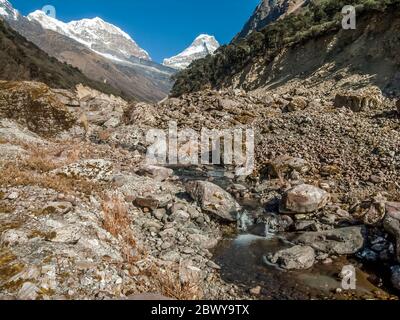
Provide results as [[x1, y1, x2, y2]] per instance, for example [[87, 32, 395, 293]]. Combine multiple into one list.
[[0, 80, 399, 300]]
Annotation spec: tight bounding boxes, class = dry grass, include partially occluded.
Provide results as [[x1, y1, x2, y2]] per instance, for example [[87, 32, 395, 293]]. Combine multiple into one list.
[[0, 202, 15, 214], [0, 141, 104, 195], [101, 196, 203, 300], [102, 196, 142, 263], [17, 142, 82, 173], [142, 265, 204, 300], [0, 162, 104, 195]]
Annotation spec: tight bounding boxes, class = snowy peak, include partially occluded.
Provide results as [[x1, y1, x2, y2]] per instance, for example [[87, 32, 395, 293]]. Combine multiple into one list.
[[0, 0, 20, 21], [27, 9, 151, 61], [66, 16, 151, 61], [68, 17, 132, 42], [163, 34, 220, 70], [27, 10, 71, 37]]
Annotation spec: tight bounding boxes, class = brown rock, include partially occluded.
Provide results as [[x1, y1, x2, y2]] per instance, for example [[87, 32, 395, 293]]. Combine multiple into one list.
[[334, 88, 383, 112], [287, 96, 308, 112], [250, 286, 262, 296], [0, 81, 77, 137], [138, 165, 174, 181], [280, 184, 330, 214]]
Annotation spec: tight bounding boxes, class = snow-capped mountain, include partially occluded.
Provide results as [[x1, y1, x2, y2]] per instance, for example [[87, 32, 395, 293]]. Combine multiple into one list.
[[0, 0, 19, 21], [0, 0, 175, 102], [163, 34, 220, 70], [27, 10, 151, 62]]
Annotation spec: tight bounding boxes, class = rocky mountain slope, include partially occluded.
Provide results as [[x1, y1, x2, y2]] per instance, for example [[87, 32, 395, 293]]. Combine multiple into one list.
[[172, 0, 400, 98], [0, 76, 399, 299], [0, 1, 175, 102], [0, 19, 123, 96], [234, 0, 307, 41], [163, 34, 220, 70]]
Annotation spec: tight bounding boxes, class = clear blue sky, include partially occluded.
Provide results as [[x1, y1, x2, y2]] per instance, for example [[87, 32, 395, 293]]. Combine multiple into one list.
[[10, 0, 259, 63]]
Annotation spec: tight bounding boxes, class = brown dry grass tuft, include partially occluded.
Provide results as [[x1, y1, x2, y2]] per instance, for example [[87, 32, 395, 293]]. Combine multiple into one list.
[[102, 196, 142, 263], [143, 265, 204, 300], [0, 201, 15, 214], [0, 162, 104, 195], [0, 141, 104, 195], [18, 142, 82, 173]]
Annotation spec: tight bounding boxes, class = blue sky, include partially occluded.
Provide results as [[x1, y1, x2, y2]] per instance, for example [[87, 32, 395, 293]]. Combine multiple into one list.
[[10, 0, 259, 63]]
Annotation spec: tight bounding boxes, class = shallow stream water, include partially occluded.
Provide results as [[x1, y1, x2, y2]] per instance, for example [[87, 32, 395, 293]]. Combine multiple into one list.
[[173, 165, 393, 300]]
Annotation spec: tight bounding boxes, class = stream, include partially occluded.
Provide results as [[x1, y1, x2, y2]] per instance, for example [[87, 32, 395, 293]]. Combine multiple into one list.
[[173, 165, 394, 300]]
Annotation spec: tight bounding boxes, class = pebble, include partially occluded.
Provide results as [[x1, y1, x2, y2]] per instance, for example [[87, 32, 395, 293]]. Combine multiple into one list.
[[7, 192, 19, 200], [207, 260, 221, 270], [250, 286, 262, 296]]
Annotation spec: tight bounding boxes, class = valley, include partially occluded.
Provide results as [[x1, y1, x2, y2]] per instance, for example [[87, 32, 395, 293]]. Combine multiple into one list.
[[0, 0, 399, 301]]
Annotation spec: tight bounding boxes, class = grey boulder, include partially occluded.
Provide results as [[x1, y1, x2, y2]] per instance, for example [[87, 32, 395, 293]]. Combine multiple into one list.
[[384, 202, 400, 262], [268, 245, 315, 270], [294, 226, 365, 255], [186, 181, 241, 221]]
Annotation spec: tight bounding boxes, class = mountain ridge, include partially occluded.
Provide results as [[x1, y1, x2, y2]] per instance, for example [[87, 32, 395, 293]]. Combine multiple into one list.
[[27, 10, 151, 62], [171, 0, 400, 97], [0, 17, 124, 97], [0, 0, 175, 102]]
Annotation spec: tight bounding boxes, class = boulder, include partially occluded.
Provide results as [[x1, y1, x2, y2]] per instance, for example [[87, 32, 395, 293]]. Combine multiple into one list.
[[279, 184, 330, 214], [0, 144, 27, 163], [268, 245, 315, 270], [294, 226, 365, 255], [334, 87, 383, 112], [0, 81, 77, 137], [103, 117, 120, 128], [185, 181, 241, 221], [286, 96, 308, 112], [353, 194, 387, 226], [52, 89, 80, 107], [17, 282, 39, 300], [134, 194, 172, 210], [383, 203, 400, 262], [218, 98, 240, 110], [0, 119, 44, 145], [263, 214, 293, 233], [391, 266, 400, 291], [138, 165, 174, 181], [386, 202, 400, 220], [1, 229, 29, 246], [265, 155, 308, 179]]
